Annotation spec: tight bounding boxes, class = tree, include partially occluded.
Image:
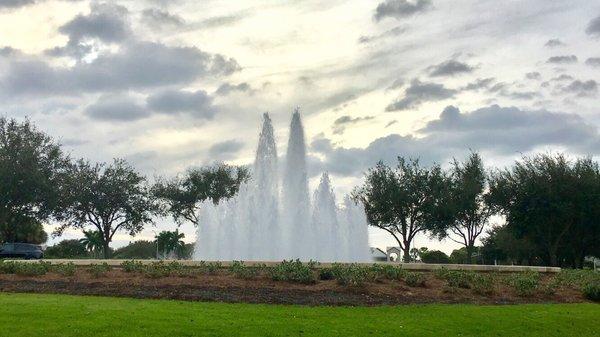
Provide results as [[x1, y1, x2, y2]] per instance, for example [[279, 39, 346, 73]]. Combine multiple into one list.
[[432, 153, 491, 263], [44, 239, 89, 259], [419, 249, 450, 264], [488, 154, 600, 267], [153, 163, 249, 227], [0, 118, 69, 243], [155, 230, 185, 259], [480, 225, 540, 265], [113, 240, 157, 259], [353, 158, 449, 262], [79, 230, 104, 258], [54, 159, 158, 259]]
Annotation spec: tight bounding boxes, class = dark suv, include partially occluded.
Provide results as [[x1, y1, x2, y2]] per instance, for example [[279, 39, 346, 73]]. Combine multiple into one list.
[[0, 243, 44, 259]]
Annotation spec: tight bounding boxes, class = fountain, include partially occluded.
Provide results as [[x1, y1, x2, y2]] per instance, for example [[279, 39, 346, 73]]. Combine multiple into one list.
[[193, 108, 370, 262]]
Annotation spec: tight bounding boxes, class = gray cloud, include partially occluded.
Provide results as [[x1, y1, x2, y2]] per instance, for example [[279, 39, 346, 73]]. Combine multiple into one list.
[[147, 89, 216, 118], [47, 3, 131, 59], [313, 105, 600, 176], [585, 57, 600, 67], [2, 41, 240, 96], [428, 59, 474, 77], [208, 139, 244, 158], [215, 82, 251, 96], [332, 115, 375, 134], [385, 79, 456, 111], [544, 39, 565, 47], [374, 0, 432, 21], [462, 77, 495, 91], [385, 120, 398, 128], [551, 74, 574, 82], [0, 0, 35, 8], [85, 94, 148, 121], [525, 72, 541, 80], [586, 15, 600, 37], [560, 80, 598, 97], [546, 55, 578, 64], [141, 8, 185, 29], [358, 26, 407, 44]]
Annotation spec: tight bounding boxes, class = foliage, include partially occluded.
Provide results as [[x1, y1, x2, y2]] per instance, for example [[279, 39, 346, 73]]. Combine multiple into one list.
[[431, 153, 491, 264], [353, 158, 450, 262], [120, 260, 145, 273], [197, 261, 222, 274], [113, 241, 157, 259], [79, 230, 104, 258], [404, 272, 426, 287], [368, 264, 407, 281], [480, 225, 540, 265], [229, 261, 259, 279], [444, 270, 474, 289], [269, 260, 315, 284], [152, 163, 249, 227], [419, 249, 451, 264], [0, 118, 69, 244], [88, 263, 111, 278], [488, 154, 600, 267], [155, 230, 186, 259], [328, 263, 373, 287], [52, 262, 76, 276], [14, 261, 51, 276], [509, 271, 540, 296], [54, 159, 159, 259], [471, 273, 495, 295], [43, 239, 89, 259], [581, 278, 600, 301]]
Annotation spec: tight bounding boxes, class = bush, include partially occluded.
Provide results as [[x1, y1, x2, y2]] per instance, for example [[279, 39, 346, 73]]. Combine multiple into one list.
[[404, 272, 426, 287], [510, 271, 539, 296], [329, 264, 371, 287], [420, 250, 451, 264], [269, 260, 315, 284], [582, 279, 600, 301], [319, 268, 335, 280], [0, 260, 17, 274], [53, 262, 76, 276], [120, 260, 144, 273], [229, 261, 258, 279], [444, 271, 474, 289], [197, 261, 222, 274], [369, 264, 406, 281], [143, 261, 170, 278], [471, 274, 495, 295], [43, 240, 89, 259], [14, 261, 50, 276], [88, 263, 111, 278]]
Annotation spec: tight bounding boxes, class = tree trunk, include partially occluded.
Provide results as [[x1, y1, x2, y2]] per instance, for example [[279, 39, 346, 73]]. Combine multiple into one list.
[[402, 241, 411, 263], [102, 241, 110, 259], [466, 245, 473, 264]]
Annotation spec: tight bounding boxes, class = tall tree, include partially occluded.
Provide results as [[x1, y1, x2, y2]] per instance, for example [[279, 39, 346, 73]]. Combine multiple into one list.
[[54, 159, 158, 258], [488, 154, 600, 267], [152, 163, 249, 227], [0, 117, 69, 243], [353, 158, 449, 262], [155, 230, 185, 259], [431, 153, 491, 263], [80, 230, 104, 258]]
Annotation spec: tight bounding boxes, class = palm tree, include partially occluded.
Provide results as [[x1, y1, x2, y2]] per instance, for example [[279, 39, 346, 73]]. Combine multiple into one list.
[[155, 230, 185, 259], [80, 230, 104, 258]]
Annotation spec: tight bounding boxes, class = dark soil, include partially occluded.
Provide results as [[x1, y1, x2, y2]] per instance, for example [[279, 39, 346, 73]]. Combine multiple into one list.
[[0, 269, 589, 306]]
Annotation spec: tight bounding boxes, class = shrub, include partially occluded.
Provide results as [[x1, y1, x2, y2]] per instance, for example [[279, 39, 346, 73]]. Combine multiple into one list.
[[229, 261, 258, 279], [471, 274, 495, 295], [369, 264, 406, 281], [14, 261, 49, 276], [197, 261, 222, 274], [510, 271, 539, 296], [0, 260, 17, 274], [143, 261, 170, 278], [269, 260, 315, 284], [329, 264, 371, 287], [53, 262, 76, 276], [88, 263, 111, 278], [404, 272, 426, 287], [319, 268, 335, 280], [444, 271, 474, 289], [433, 267, 450, 280], [582, 279, 600, 301], [120, 260, 144, 273]]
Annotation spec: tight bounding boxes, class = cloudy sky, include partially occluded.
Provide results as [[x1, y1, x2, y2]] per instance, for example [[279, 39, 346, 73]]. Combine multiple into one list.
[[1, 0, 599, 254]]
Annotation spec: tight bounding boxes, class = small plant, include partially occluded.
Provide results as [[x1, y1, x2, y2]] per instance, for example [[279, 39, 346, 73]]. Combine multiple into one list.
[[0, 260, 17, 274], [329, 263, 370, 287], [197, 261, 222, 274], [88, 263, 111, 278], [53, 262, 76, 276], [229, 261, 258, 279], [121, 260, 144, 273], [510, 271, 540, 296], [369, 264, 406, 281], [444, 271, 474, 289], [269, 260, 315, 284], [582, 278, 600, 301], [471, 274, 495, 295], [143, 261, 169, 278], [433, 267, 449, 280], [404, 272, 426, 287], [14, 261, 49, 276], [319, 268, 335, 280]]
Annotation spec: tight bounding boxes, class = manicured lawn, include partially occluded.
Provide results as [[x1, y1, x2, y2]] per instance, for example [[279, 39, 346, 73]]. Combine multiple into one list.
[[0, 293, 597, 336]]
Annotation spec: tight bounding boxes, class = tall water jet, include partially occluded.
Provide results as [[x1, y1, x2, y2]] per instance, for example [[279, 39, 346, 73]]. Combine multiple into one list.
[[312, 172, 339, 261], [282, 108, 311, 259], [340, 195, 371, 262]]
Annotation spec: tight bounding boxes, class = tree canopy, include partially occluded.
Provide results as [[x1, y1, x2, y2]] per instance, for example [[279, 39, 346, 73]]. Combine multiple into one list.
[[352, 158, 449, 262], [153, 163, 249, 226], [54, 159, 158, 258], [0, 117, 69, 244]]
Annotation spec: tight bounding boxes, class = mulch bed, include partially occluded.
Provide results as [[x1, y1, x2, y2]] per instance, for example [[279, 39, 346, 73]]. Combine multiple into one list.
[[0, 270, 588, 306]]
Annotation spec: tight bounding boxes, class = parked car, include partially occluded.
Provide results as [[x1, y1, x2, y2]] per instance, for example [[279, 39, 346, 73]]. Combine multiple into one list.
[[0, 243, 44, 259]]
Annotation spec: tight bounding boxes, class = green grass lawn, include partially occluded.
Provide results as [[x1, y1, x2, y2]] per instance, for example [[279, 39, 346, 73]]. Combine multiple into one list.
[[0, 293, 597, 337]]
